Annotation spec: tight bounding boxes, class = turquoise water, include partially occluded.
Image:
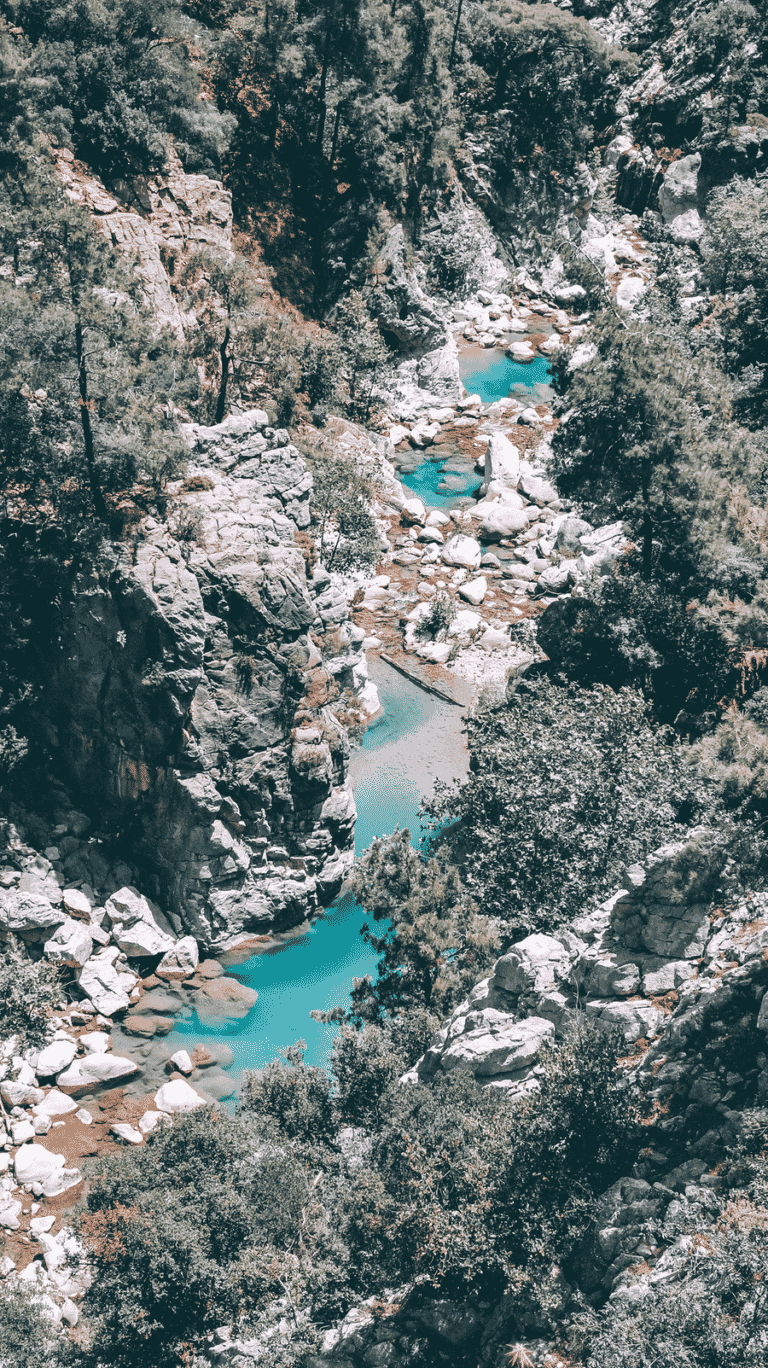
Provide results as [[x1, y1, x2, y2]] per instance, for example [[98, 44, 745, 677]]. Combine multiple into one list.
[[401, 457, 481, 507], [460, 348, 552, 404], [163, 657, 467, 1086]]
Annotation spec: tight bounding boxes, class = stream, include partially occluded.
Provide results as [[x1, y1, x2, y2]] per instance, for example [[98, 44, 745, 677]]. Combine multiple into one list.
[[153, 345, 550, 1097], [159, 656, 469, 1091]]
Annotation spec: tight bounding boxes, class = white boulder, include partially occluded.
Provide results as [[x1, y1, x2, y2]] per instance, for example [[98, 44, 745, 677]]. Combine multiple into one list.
[[441, 534, 482, 570], [111, 1123, 143, 1145], [77, 948, 131, 1016], [35, 1038, 78, 1078], [616, 277, 645, 311], [0, 891, 67, 934], [104, 886, 175, 958], [138, 1110, 165, 1135], [61, 888, 93, 919], [170, 1049, 193, 1076], [458, 577, 488, 606], [401, 497, 427, 527], [484, 431, 520, 489], [155, 1079, 206, 1113], [32, 1089, 78, 1117], [156, 935, 199, 980], [56, 1053, 138, 1088], [79, 1030, 111, 1054], [44, 917, 93, 968]]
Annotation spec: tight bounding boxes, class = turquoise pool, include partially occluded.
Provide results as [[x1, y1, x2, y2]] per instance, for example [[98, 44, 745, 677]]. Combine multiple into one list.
[[459, 346, 552, 404], [162, 656, 468, 1085]]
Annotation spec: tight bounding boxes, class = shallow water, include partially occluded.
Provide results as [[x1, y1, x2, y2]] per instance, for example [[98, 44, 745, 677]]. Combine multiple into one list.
[[162, 656, 468, 1086], [460, 346, 552, 404], [401, 455, 481, 506]]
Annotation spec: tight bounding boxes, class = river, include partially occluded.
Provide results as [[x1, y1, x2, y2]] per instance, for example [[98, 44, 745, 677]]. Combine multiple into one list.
[[159, 655, 469, 1092]]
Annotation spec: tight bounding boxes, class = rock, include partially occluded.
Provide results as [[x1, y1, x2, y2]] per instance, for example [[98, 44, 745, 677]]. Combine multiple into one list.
[[555, 517, 593, 556], [495, 933, 573, 996], [568, 342, 597, 371], [441, 534, 482, 570], [518, 407, 540, 425], [75, 1108, 93, 1125], [604, 134, 634, 168], [458, 577, 488, 606], [416, 642, 452, 664], [56, 1053, 139, 1089], [478, 626, 510, 652], [0, 890, 68, 936], [368, 224, 448, 354], [1, 1080, 44, 1107], [77, 949, 131, 1016], [61, 888, 93, 919], [478, 503, 530, 541], [448, 609, 482, 638], [104, 886, 175, 957], [192, 974, 258, 1027], [33, 1113, 52, 1135], [389, 424, 410, 446], [170, 1049, 193, 1075], [441, 1014, 555, 1079], [111, 1123, 144, 1145], [79, 1031, 111, 1054], [417, 525, 444, 544], [658, 154, 702, 240], [32, 1090, 78, 1117], [0, 1198, 22, 1230], [535, 563, 572, 595], [139, 1110, 165, 1134], [35, 1039, 78, 1078], [520, 470, 558, 505], [156, 936, 199, 980], [610, 830, 723, 960], [484, 432, 520, 489], [616, 277, 646, 311], [401, 497, 427, 527], [11, 1118, 36, 1144], [155, 1079, 207, 1113], [43, 918, 93, 968], [587, 999, 662, 1043], [425, 509, 451, 528], [14, 1145, 65, 1189]]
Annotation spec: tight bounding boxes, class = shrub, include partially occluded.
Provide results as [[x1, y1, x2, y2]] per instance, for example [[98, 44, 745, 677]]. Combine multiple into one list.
[[0, 940, 61, 1047]]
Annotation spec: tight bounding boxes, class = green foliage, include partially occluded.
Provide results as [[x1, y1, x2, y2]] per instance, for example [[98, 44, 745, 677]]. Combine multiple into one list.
[[419, 591, 456, 639], [5, 0, 235, 177], [0, 937, 61, 1047], [304, 436, 380, 572], [332, 291, 389, 422], [238, 1038, 336, 1147], [0, 1280, 61, 1368], [705, 178, 768, 424], [331, 1010, 438, 1128], [77, 1105, 326, 1368], [349, 827, 501, 1020], [427, 673, 699, 934], [343, 1022, 639, 1305]]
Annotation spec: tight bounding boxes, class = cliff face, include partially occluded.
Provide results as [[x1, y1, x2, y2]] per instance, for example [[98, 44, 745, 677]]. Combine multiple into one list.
[[42, 412, 364, 950]]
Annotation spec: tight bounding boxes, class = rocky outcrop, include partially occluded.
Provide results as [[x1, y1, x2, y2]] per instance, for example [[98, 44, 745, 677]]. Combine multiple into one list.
[[405, 829, 767, 1101], [56, 144, 233, 339], [40, 410, 364, 949]]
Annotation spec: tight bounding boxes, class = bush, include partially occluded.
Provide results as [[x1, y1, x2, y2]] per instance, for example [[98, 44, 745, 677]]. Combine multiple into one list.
[[426, 671, 701, 933], [238, 1039, 336, 1148], [0, 940, 60, 1047]]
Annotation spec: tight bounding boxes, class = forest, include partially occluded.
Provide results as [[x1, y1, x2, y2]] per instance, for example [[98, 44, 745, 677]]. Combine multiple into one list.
[[1, 0, 768, 1366]]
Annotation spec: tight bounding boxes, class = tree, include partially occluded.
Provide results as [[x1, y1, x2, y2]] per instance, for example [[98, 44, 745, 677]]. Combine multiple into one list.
[[332, 291, 389, 422], [9, 0, 235, 177], [349, 827, 500, 1021], [426, 673, 700, 933], [305, 437, 380, 571]]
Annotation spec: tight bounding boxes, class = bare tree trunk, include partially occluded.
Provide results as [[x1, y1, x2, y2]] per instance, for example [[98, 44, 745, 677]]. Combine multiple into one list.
[[215, 325, 231, 425], [449, 0, 463, 69], [75, 319, 108, 522]]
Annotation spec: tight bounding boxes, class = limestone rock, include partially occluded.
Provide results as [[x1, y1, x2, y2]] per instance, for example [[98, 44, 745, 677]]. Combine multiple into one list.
[[56, 1053, 139, 1089], [441, 534, 482, 570], [77, 950, 132, 1017], [44, 918, 93, 968], [155, 1079, 206, 1113], [32, 1090, 78, 1117], [484, 431, 520, 489], [0, 890, 68, 936], [35, 1039, 78, 1078], [458, 576, 488, 606], [441, 1014, 555, 1079], [104, 886, 176, 957], [156, 936, 199, 980]]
